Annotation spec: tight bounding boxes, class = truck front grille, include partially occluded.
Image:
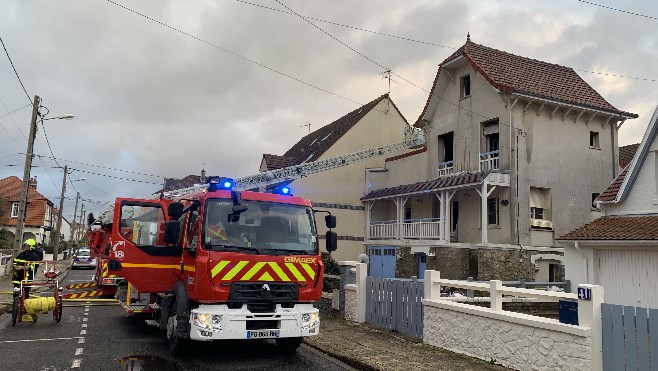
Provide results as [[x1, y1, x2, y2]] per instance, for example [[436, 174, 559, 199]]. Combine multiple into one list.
[[229, 282, 298, 302]]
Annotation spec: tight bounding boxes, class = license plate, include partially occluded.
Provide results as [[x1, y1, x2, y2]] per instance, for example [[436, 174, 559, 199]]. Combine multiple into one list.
[[247, 330, 280, 339]]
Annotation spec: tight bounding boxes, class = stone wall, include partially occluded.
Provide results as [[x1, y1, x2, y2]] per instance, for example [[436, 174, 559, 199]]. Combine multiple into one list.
[[396, 245, 562, 281], [344, 286, 357, 322], [424, 305, 592, 371]]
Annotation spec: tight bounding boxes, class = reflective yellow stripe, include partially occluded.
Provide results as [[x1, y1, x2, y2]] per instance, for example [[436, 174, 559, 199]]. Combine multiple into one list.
[[221, 261, 248, 281], [211, 261, 230, 278], [183, 265, 196, 272], [269, 262, 290, 281], [301, 263, 315, 279], [241, 262, 266, 281], [121, 263, 176, 269], [258, 272, 274, 281], [285, 263, 305, 281]]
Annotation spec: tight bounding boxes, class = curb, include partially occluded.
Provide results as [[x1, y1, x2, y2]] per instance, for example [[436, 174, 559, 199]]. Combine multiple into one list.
[[303, 340, 379, 371]]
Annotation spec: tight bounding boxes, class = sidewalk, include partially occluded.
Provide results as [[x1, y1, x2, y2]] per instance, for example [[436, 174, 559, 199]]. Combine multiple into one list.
[[0, 259, 72, 316], [304, 312, 511, 371]]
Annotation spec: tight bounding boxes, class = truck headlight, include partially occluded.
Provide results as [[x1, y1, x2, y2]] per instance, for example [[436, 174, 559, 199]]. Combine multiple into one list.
[[302, 313, 311, 322], [211, 315, 222, 329], [193, 313, 211, 328]]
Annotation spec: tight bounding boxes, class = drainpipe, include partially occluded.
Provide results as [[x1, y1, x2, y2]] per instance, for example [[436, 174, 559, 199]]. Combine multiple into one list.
[[574, 241, 589, 284]]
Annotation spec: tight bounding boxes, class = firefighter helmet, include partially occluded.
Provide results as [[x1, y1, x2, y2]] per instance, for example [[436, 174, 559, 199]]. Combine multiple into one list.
[[23, 238, 37, 249]]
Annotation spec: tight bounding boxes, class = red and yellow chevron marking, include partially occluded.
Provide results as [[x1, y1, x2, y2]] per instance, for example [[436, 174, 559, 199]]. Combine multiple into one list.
[[102, 262, 117, 278], [64, 289, 103, 299], [210, 260, 316, 282], [65, 282, 99, 290]]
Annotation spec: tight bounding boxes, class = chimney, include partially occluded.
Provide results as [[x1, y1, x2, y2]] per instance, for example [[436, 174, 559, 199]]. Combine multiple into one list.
[[28, 176, 38, 190]]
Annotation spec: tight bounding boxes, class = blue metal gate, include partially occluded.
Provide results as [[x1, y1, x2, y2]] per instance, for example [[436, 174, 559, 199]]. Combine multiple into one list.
[[369, 246, 396, 278], [365, 277, 424, 338], [602, 303, 658, 371], [417, 254, 426, 279]]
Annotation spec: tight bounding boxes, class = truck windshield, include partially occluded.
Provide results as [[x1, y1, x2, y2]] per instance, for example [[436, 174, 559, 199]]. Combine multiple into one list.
[[204, 199, 317, 255]]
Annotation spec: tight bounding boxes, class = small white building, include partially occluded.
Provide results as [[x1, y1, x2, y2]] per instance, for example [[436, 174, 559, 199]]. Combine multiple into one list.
[[558, 107, 658, 308]]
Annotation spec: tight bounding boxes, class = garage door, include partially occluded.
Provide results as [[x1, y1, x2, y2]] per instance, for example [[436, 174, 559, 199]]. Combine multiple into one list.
[[599, 249, 658, 308]]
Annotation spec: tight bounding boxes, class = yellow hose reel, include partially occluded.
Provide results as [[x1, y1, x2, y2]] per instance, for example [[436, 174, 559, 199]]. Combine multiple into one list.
[[23, 297, 56, 315]]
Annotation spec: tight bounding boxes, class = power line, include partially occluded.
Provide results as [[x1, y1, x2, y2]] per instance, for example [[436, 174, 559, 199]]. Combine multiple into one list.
[[239, 0, 657, 84], [69, 167, 162, 185], [234, 0, 455, 50], [0, 103, 31, 120], [104, 0, 364, 107], [0, 36, 33, 105], [576, 0, 658, 20], [32, 153, 165, 178]]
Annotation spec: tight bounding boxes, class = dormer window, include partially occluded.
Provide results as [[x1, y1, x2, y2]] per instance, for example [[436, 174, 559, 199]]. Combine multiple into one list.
[[461, 75, 471, 99], [11, 202, 19, 218]]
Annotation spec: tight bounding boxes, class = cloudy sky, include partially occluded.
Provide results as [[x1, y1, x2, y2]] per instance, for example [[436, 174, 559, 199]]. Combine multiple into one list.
[[1, 0, 656, 222]]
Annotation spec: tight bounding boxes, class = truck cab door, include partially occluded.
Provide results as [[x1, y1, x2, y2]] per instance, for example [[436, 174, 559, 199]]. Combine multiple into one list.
[[109, 198, 180, 293]]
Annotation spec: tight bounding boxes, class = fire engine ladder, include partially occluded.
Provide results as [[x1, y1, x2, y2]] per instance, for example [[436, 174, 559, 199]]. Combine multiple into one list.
[[93, 125, 426, 224]]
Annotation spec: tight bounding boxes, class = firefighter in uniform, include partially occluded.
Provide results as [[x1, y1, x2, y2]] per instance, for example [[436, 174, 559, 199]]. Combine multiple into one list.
[[12, 239, 41, 300]]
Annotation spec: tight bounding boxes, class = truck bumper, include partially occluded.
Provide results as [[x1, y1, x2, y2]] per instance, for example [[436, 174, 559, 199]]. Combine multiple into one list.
[[189, 303, 320, 341]]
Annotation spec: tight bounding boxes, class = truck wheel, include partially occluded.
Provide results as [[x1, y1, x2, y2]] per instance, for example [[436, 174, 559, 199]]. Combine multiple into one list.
[[275, 337, 302, 354], [166, 304, 188, 356]]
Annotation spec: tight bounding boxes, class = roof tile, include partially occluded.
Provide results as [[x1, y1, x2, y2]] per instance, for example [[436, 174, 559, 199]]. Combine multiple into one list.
[[0, 176, 52, 227], [557, 215, 658, 240], [361, 172, 487, 201]]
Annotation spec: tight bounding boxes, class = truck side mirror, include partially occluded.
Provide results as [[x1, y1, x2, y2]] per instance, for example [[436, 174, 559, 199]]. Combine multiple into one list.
[[325, 231, 337, 253], [164, 221, 181, 244], [325, 215, 336, 229], [168, 202, 184, 219]]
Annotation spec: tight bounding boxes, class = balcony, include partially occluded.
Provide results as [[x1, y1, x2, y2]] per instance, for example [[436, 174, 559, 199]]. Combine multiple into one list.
[[479, 150, 499, 172], [368, 218, 443, 240], [437, 161, 454, 177]]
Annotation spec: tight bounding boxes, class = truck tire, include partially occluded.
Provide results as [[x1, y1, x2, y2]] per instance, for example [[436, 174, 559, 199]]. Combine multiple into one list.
[[275, 337, 302, 354], [166, 302, 189, 356]]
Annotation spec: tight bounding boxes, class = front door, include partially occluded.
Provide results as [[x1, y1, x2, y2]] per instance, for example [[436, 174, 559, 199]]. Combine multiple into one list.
[[417, 253, 427, 279], [369, 246, 396, 278]]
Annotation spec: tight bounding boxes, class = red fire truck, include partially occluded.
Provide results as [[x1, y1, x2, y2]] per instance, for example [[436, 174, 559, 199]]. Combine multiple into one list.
[[86, 126, 425, 355]]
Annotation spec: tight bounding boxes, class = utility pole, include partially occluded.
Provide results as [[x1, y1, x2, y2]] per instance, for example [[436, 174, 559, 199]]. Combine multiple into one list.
[[78, 204, 85, 242], [53, 165, 67, 260], [12, 95, 40, 258], [70, 192, 80, 242]]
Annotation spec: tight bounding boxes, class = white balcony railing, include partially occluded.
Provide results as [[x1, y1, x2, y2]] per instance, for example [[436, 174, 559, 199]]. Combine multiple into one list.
[[369, 219, 443, 240], [437, 160, 454, 177], [479, 150, 499, 172]]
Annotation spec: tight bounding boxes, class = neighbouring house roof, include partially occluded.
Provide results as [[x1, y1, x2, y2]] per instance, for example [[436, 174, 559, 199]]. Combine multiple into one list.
[[0, 176, 53, 227], [261, 154, 297, 171], [262, 94, 407, 170], [557, 215, 658, 241], [155, 175, 202, 194], [595, 166, 628, 203], [606, 106, 658, 203], [361, 172, 488, 201], [619, 143, 640, 168], [416, 36, 637, 125], [385, 147, 427, 163]]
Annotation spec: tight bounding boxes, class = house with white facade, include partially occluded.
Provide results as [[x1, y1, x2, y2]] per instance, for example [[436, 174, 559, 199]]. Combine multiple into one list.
[[361, 36, 637, 280], [558, 107, 658, 308], [259, 94, 409, 263]]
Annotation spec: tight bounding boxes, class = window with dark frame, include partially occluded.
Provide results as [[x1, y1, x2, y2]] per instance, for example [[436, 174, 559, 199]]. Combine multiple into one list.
[[404, 207, 412, 222], [487, 198, 498, 225], [590, 131, 600, 149], [530, 207, 545, 220], [461, 75, 471, 98], [592, 193, 600, 208]]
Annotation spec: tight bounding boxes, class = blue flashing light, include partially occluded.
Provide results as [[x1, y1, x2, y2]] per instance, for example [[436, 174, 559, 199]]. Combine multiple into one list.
[[207, 176, 233, 192], [281, 187, 291, 195]]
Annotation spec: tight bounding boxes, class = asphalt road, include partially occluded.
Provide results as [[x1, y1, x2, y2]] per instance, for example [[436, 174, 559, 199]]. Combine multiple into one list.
[[0, 268, 355, 371]]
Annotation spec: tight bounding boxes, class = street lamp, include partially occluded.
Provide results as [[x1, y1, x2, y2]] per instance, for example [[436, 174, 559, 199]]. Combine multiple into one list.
[[12, 95, 74, 258], [53, 175, 86, 260]]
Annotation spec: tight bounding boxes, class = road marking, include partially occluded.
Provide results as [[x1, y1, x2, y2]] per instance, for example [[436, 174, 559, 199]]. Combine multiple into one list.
[[83, 317, 88, 321], [0, 337, 84, 344], [75, 348, 84, 356], [71, 359, 82, 368], [84, 308, 89, 312], [80, 330, 86, 335], [82, 323, 87, 328], [78, 338, 85, 344]]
